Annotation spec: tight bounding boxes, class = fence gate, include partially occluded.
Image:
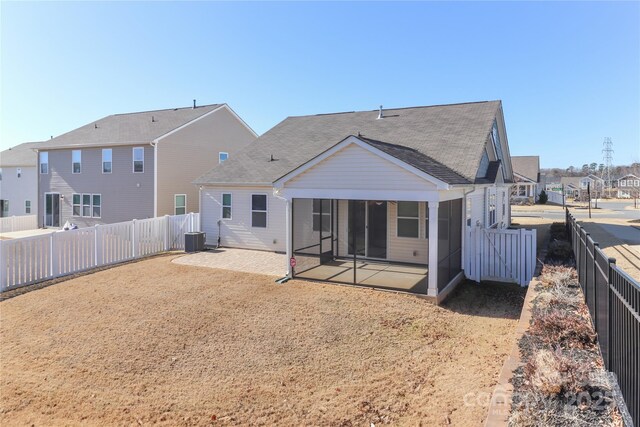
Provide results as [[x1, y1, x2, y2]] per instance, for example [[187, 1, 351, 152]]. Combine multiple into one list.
[[465, 227, 537, 286]]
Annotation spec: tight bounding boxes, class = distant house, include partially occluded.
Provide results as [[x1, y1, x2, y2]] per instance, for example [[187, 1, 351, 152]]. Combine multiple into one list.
[[195, 100, 517, 300], [559, 177, 581, 198], [511, 156, 540, 202], [579, 174, 605, 192], [34, 103, 257, 228], [617, 174, 640, 198], [0, 141, 42, 217]]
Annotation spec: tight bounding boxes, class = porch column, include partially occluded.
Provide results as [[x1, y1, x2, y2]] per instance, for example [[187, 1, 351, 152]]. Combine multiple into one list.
[[285, 198, 293, 277], [427, 201, 439, 297]]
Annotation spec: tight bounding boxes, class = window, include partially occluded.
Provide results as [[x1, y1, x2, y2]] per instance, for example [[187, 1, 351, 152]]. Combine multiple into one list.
[[72, 150, 81, 174], [397, 201, 419, 238], [175, 194, 186, 215], [40, 152, 48, 174], [17, 168, 22, 178], [73, 193, 101, 218], [92, 195, 101, 218], [133, 147, 144, 173], [635, 180, 640, 187], [2, 200, 8, 214], [25, 200, 31, 214], [491, 121, 506, 180], [222, 193, 232, 219], [73, 194, 81, 216], [82, 194, 91, 217], [620, 180, 626, 187], [312, 199, 331, 232], [488, 192, 497, 226], [219, 152, 229, 164], [102, 149, 112, 173], [251, 194, 267, 228]]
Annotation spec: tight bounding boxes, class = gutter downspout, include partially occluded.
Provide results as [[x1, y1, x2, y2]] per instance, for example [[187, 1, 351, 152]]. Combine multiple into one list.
[[150, 141, 158, 217]]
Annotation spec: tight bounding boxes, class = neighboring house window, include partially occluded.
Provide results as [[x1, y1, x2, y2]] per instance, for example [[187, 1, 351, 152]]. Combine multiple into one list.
[[102, 149, 112, 173], [635, 180, 640, 187], [72, 150, 81, 174], [222, 193, 232, 219], [40, 152, 48, 174], [73, 193, 101, 218], [17, 168, 21, 178], [621, 180, 626, 187], [92, 195, 101, 218], [133, 147, 144, 173], [251, 194, 267, 228], [312, 199, 331, 232], [397, 201, 419, 238], [2, 200, 8, 214], [25, 200, 31, 214], [219, 152, 229, 164], [491, 121, 505, 179], [73, 194, 81, 216], [82, 194, 91, 217], [174, 194, 186, 215], [476, 149, 489, 179]]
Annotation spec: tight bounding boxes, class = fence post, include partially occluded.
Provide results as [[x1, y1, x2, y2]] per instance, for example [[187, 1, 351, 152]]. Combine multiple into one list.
[[519, 227, 526, 286], [132, 219, 137, 258], [164, 215, 170, 251], [94, 224, 99, 267], [50, 232, 56, 277], [0, 240, 6, 290], [607, 257, 616, 372], [11, 216, 16, 232]]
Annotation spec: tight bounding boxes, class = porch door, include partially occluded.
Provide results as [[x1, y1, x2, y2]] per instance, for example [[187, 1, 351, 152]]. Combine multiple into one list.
[[44, 193, 60, 227], [367, 201, 387, 258], [347, 200, 387, 259]]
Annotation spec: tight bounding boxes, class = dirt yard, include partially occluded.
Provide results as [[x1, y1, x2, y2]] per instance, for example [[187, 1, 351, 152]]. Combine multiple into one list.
[[0, 255, 525, 426]]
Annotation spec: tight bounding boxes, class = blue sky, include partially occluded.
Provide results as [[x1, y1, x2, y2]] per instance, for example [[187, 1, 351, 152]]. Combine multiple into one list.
[[1, 1, 638, 168]]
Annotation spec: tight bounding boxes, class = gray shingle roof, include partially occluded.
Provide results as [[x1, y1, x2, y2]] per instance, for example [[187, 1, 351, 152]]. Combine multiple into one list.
[[35, 104, 222, 149], [512, 156, 540, 183], [195, 100, 502, 186], [0, 141, 45, 167]]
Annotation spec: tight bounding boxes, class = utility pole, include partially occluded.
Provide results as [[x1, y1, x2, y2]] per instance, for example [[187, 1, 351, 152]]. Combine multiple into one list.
[[602, 137, 614, 197]]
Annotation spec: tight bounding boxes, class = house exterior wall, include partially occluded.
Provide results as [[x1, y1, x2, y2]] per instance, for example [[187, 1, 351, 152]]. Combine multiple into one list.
[[38, 146, 154, 227], [156, 106, 257, 216], [0, 166, 37, 217], [200, 186, 286, 252], [286, 143, 439, 192], [617, 175, 640, 198]]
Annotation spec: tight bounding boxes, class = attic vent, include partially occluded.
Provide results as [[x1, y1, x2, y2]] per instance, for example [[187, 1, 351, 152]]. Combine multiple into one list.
[[377, 105, 383, 119]]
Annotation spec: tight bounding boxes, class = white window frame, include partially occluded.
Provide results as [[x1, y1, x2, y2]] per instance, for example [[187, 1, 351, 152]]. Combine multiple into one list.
[[396, 201, 419, 239], [221, 193, 232, 220], [40, 152, 48, 174], [133, 147, 144, 173], [219, 152, 229, 164], [312, 199, 331, 233], [621, 180, 626, 187], [92, 194, 101, 218], [72, 193, 81, 217], [102, 149, 112, 174], [251, 193, 268, 228], [174, 194, 187, 215], [25, 200, 31, 214], [488, 191, 497, 227], [82, 194, 91, 217], [635, 180, 640, 187], [72, 150, 82, 174]]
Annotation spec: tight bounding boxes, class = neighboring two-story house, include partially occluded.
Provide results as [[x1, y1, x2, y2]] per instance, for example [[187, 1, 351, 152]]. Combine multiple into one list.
[[0, 141, 42, 217], [617, 174, 640, 199], [35, 103, 257, 227]]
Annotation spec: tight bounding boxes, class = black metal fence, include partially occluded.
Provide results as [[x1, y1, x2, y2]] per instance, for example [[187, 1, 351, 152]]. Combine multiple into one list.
[[566, 209, 639, 425]]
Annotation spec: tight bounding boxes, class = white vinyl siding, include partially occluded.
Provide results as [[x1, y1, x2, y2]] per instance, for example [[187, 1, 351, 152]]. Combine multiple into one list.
[[286, 143, 438, 191], [201, 187, 286, 252]]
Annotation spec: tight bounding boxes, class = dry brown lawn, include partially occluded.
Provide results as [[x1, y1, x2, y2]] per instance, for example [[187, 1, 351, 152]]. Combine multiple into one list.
[[0, 255, 525, 426]]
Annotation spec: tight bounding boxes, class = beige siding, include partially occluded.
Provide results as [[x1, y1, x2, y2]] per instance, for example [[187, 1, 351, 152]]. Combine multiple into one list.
[[200, 186, 286, 252], [0, 166, 37, 217], [286, 144, 438, 191], [156, 106, 256, 216], [38, 146, 154, 227]]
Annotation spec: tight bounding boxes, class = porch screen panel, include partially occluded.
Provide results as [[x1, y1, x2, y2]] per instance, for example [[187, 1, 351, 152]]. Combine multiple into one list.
[[437, 199, 463, 291], [292, 198, 321, 274]]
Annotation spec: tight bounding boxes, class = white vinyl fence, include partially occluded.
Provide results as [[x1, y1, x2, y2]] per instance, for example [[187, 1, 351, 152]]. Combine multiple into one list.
[[0, 213, 200, 292], [546, 191, 564, 205], [465, 227, 537, 286], [0, 215, 38, 233]]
